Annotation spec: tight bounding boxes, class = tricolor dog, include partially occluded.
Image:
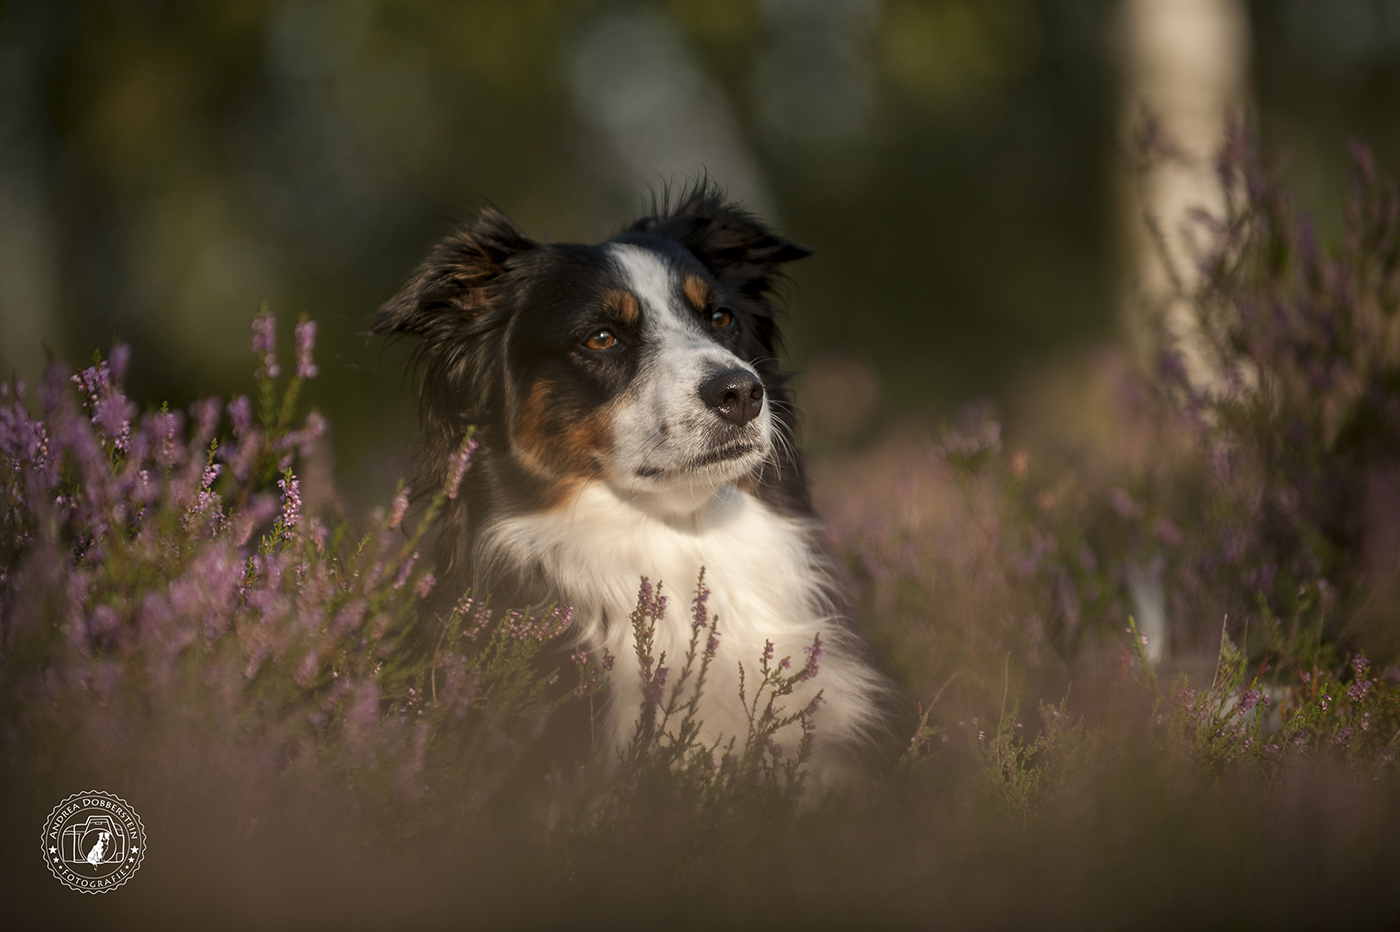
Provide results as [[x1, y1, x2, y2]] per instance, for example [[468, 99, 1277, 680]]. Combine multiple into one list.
[[374, 186, 882, 781]]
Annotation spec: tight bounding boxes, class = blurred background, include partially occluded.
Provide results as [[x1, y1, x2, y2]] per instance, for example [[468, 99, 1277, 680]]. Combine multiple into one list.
[[2, 0, 1399, 507]]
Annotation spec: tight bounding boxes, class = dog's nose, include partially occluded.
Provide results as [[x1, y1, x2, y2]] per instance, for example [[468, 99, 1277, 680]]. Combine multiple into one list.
[[699, 368, 764, 427]]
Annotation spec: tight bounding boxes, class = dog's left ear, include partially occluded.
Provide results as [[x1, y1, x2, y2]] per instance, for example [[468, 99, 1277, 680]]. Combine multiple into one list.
[[632, 187, 812, 302], [372, 206, 537, 340]]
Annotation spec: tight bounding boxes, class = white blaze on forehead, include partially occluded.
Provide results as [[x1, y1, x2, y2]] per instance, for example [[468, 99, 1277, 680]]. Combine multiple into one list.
[[608, 243, 706, 345]]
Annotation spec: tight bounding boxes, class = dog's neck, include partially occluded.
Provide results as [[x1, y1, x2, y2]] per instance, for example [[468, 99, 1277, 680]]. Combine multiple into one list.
[[604, 480, 747, 528]]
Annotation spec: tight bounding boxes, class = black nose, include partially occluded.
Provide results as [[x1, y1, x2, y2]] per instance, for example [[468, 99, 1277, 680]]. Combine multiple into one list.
[[699, 368, 764, 427]]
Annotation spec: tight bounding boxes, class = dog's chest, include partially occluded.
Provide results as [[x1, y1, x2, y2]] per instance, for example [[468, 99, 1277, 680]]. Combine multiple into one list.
[[484, 483, 826, 636], [482, 483, 830, 733]]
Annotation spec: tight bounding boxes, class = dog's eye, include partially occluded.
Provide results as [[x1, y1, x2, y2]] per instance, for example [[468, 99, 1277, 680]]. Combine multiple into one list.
[[583, 329, 617, 350], [710, 308, 734, 330]]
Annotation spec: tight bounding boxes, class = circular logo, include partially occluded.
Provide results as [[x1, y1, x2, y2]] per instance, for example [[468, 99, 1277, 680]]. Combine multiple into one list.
[[42, 791, 146, 894]]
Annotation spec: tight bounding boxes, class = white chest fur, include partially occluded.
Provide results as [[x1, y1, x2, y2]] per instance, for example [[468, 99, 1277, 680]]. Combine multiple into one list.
[[478, 482, 880, 772]]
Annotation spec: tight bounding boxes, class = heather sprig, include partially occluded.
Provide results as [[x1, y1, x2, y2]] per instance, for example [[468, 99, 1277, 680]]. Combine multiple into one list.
[[734, 632, 826, 788], [974, 697, 1087, 825], [604, 570, 820, 821], [244, 304, 326, 484]]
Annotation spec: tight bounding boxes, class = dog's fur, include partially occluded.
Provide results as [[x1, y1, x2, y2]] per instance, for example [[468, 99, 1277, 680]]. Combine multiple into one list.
[[374, 185, 882, 780]]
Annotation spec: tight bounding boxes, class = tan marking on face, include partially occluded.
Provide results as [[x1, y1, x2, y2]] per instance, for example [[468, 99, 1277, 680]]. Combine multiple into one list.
[[603, 289, 641, 324], [512, 377, 615, 506], [682, 275, 712, 311]]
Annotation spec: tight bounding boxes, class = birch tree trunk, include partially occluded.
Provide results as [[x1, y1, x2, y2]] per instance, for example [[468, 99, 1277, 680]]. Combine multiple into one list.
[[1118, 0, 1251, 664], [1119, 0, 1251, 381]]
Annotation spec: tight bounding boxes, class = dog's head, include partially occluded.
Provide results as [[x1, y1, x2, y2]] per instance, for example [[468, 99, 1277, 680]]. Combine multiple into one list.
[[373, 185, 811, 517]]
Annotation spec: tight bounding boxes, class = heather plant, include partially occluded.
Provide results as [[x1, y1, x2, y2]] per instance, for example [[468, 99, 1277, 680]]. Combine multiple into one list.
[[0, 310, 608, 835], [836, 132, 1400, 751], [1126, 612, 1400, 783], [1149, 125, 1400, 656], [902, 677, 1090, 827], [833, 396, 1178, 710]]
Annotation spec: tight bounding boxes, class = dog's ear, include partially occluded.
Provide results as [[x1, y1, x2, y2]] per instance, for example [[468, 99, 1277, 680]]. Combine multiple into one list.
[[631, 185, 812, 302], [373, 206, 537, 338]]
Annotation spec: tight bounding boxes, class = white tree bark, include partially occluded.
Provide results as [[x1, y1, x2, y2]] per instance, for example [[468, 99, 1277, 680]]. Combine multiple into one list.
[[1118, 0, 1251, 664], [1119, 0, 1252, 386]]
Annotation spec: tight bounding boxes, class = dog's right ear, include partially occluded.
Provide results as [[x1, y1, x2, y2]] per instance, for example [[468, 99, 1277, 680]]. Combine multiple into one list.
[[372, 206, 537, 338]]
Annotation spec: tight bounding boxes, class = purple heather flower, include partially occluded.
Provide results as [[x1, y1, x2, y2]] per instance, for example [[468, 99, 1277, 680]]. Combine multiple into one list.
[[228, 396, 253, 436], [294, 319, 318, 379], [149, 407, 185, 469], [602, 649, 615, 672], [251, 307, 280, 380], [231, 492, 278, 547], [393, 551, 419, 590], [1348, 678, 1371, 703], [462, 601, 494, 641], [1239, 688, 1261, 714], [1155, 518, 1183, 546], [445, 436, 478, 500], [277, 473, 301, 538], [191, 396, 221, 447], [184, 461, 223, 533], [414, 573, 437, 599], [1158, 349, 1187, 385], [332, 599, 369, 637], [691, 582, 710, 631], [767, 739, 784, 760], [801, 635, 825, 682], [1109, 487, 1144, 520], [293, 410, 327, 460], [89, 604, 123, 643], [762, 640, 775, 664], [389, 486, 411, 530], [71, 359, 111, 406], [226, 427, 261, 482]]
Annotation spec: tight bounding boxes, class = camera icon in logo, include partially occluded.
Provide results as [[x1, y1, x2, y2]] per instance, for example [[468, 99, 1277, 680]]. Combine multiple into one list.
[[61, 815, 127, 867], [43, 791, 146, 893]]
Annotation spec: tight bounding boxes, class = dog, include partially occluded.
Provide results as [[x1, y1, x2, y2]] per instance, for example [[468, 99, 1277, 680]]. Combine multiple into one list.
[[373, 184, 882, 782]]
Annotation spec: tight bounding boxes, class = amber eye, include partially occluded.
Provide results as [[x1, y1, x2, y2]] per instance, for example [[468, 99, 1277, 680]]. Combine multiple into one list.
[[710, 308, 734, 329], [583, 329, 617, 350]]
